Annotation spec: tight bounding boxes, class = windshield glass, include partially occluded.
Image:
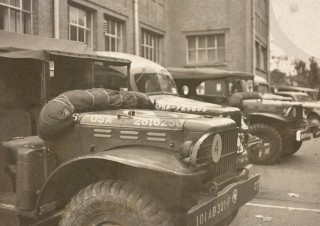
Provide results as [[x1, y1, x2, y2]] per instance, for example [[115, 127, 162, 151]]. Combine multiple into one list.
[[257, 84, 270, 93], [134, 73, 178, 95], [295, 95, 312, 102]]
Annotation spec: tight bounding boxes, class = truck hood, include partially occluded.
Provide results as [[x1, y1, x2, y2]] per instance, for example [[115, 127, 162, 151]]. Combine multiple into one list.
[[261, 93, 293, 101], [149, 95, 240, 116], [79, 109, 236, 132]]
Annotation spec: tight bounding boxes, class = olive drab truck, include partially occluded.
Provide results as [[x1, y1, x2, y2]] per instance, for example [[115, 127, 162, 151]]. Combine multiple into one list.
[[0, 31, 259, 226], [167, 67, 320, 164], [95, 51, 267, 165]]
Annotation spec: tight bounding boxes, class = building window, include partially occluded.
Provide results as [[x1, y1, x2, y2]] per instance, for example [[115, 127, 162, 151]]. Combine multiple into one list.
[[69, 5, 91, 46], [187, 34, 226, 64], [0, 0, 32, 34], [141, 29, 162, 63], [255, 41, 267, 71], [103, 15, 123, 52], [255, 13, 268, 39]]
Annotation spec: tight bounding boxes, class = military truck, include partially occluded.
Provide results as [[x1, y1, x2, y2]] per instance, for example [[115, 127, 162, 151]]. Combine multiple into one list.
[[95, 52, 269, 165], [167, 67, 320, 163], [0, 31, 259, 226]]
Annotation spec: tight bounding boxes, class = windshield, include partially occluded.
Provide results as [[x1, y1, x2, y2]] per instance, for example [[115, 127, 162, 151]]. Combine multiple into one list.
[[295, 95, 312, 102], [134, 73, 178, 95], [256, 84, 270, 93]]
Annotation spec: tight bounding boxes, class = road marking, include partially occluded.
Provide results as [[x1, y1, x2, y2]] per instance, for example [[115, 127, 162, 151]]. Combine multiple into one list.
[[246, 203, 320, 213]]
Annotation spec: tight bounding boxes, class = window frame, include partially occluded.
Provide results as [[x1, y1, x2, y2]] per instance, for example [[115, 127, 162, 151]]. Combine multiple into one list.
[[68, 4, 93, 47], [141, 29, 162, 63], [103, 15, 124, 52], [0, 0, 32, 34], [186, 33, 226, 65]]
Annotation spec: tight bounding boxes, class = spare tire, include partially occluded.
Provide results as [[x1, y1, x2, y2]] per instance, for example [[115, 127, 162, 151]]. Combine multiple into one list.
[[229, 92, 261, 108]]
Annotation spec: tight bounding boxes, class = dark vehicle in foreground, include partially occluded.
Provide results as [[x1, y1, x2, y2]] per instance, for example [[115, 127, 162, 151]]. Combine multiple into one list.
[[0, 31, 259, 226], [168, 67, 320, 163]]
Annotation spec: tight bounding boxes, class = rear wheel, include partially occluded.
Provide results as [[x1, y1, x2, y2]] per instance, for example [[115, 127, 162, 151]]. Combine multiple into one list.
[[59, 179, 173, 226], [281, 136, 303, 156], [248, 123, 282, 164]]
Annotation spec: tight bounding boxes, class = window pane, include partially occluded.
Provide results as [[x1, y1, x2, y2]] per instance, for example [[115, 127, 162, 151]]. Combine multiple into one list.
[[217, 49, 225, 62], [110, 20, 115, 34], [188, 50, 196, 62], [111, 38, 116, 51], [105, 36, 110, 51], [208, 50, 216, 61], [198, 50, 206, 62], [198, 36, 206, 48], [78, 9, 86, 26], [10, 9, 19, 32], [78, 28, 85, 42], [188, 36, 196, 49], [217, 35, 225, 47], [22, 0, 31, 11], [69, 6, 77, 24], [0, 6, 8, 30], [10, 0, 19, 7], [208, 35, 215, 47], [70, 25, 77, 41]]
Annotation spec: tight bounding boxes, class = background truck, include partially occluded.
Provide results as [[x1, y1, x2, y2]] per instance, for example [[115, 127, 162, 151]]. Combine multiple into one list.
[[167, 67, 320, 163], [0, 31, 259, 226]]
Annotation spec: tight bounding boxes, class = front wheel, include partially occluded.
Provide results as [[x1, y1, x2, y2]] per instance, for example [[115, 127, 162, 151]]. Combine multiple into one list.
[[248, 123, 282, 165], [281, 136, 303, 156], [59, 179, 173, 226]]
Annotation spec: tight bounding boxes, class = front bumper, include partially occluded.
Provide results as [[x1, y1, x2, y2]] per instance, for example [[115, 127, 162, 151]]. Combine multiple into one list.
[[296, 124, 320, 141], [187, 174, 259, 226]]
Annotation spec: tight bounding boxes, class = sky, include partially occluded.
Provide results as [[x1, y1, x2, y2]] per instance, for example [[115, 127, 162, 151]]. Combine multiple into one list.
[[270, 0, 320, 73]]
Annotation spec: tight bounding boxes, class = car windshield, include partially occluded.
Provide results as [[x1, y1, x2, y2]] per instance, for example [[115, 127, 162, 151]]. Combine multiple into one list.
[[295, 95, 313, 102], [134, 73, 178, 95], [257, 84, 270, 93]]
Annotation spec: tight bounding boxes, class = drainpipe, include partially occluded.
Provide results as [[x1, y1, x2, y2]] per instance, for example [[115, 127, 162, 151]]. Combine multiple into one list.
[[251, 0, 255, 74], [54, 0, 60, 39], [267, 0, 270, 82], [134, 0, 139, 55]]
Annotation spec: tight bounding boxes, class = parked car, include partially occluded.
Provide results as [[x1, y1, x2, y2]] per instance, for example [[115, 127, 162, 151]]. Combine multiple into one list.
[[277, 85, 319, 101], [168, 67, 320, 162], [0, 31, 259, 226]]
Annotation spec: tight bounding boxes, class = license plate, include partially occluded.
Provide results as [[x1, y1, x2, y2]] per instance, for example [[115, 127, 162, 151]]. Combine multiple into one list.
[[296, 130, 312, 141], [187, 175, 260, 226]]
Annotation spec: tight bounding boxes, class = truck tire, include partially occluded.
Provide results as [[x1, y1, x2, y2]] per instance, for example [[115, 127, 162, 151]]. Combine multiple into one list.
[[248, 123, 282, 164], [59, 179, 173, 226], [281, 136, 302, 156]]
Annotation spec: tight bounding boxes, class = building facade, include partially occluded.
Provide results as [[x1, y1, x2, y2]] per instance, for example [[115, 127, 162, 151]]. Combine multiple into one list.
[[0, 0, 269, 79]]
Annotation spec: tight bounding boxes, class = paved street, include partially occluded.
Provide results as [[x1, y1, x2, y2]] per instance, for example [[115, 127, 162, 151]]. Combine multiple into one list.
[[231, 139, 320, 226]]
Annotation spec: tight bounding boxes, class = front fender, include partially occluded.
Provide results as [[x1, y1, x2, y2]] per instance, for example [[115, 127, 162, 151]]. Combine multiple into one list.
[[246, 112, 289, 124], [35, 145, 206, 219]]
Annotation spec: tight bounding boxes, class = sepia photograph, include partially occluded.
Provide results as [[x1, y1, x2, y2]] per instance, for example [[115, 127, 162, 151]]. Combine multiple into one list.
[[0, 0, 319, 225]]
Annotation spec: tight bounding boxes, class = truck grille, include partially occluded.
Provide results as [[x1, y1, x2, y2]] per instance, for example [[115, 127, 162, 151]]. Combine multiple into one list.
[[210, 129, 237, 185], [191, 129, 238, 185]]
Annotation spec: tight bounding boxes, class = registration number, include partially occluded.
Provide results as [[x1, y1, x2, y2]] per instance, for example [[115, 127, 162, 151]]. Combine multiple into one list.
[[296, 130, 312, 141]]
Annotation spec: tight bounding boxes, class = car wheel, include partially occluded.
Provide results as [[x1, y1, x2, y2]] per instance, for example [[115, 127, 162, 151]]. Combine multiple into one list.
[[248, 123, 282, 164], [59, 179, 173, 226]]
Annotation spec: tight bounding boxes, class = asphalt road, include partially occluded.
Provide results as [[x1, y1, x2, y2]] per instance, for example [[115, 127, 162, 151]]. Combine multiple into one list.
[[230, 138, 320, 226]]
